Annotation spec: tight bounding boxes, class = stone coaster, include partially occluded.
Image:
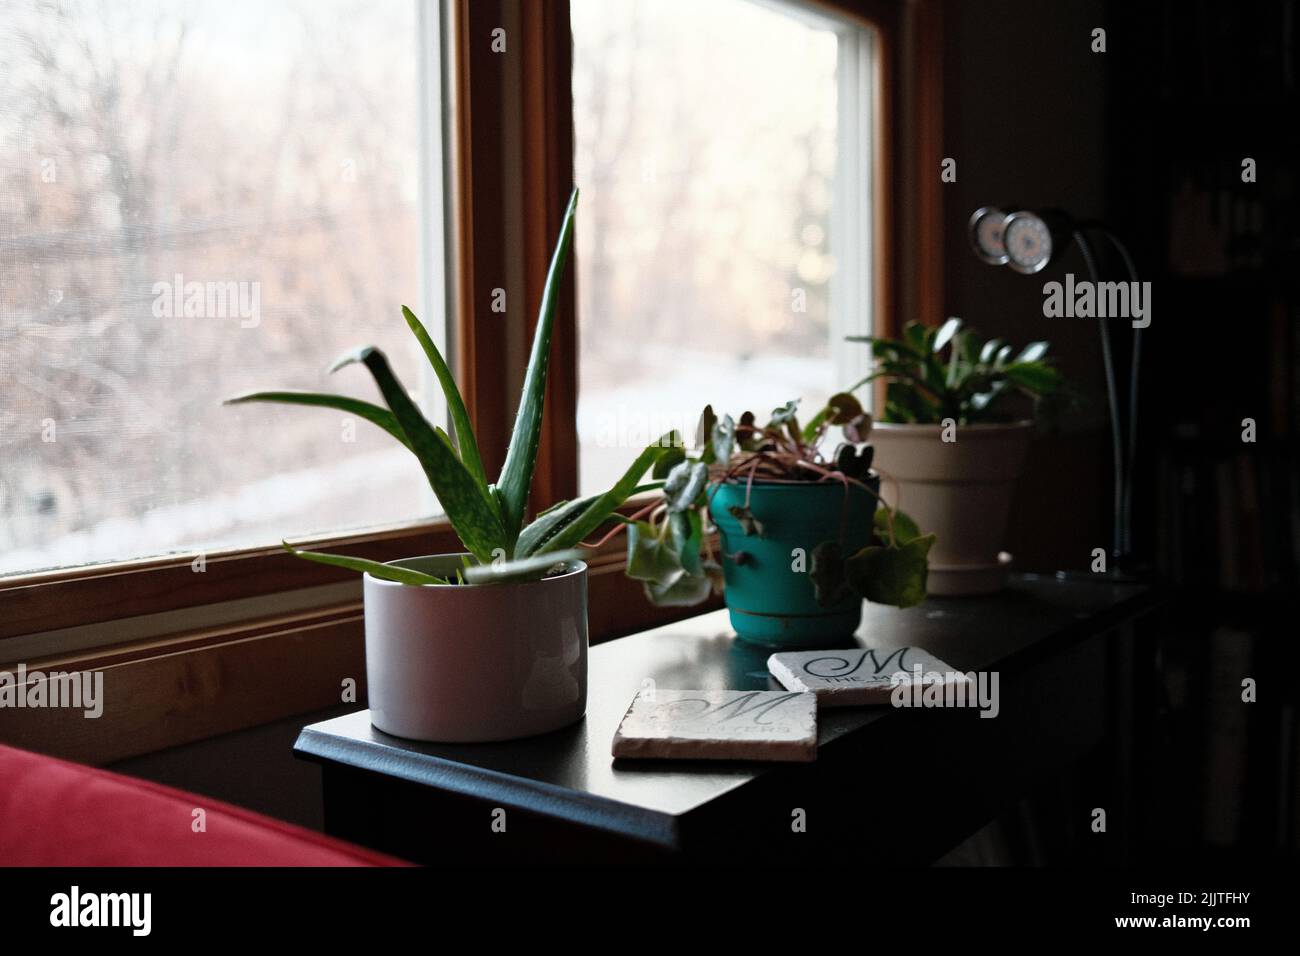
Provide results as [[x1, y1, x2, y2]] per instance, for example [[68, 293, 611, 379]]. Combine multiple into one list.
[[611, 688, 818, 762], [767, 646, 970, 707]]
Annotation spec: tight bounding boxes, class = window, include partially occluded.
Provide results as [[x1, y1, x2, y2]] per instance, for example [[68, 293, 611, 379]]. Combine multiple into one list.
[[0, 0, 448, 577], [571, 0, 879, 492], [0, 0, 931, 758]]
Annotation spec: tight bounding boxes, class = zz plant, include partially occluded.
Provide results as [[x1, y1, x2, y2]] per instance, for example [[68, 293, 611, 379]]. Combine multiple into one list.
[[623, 395, 935, 610], [227, 190, 675, 586], [848, 317, 1066, 425]]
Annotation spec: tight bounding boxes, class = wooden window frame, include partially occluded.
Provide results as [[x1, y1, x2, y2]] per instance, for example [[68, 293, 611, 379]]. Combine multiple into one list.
[[0, 0, 941, 765]]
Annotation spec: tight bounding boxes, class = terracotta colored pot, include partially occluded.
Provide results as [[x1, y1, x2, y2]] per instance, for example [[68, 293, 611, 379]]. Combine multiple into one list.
[[869, 422, 1033, 596], [363, 554, 587, 742]]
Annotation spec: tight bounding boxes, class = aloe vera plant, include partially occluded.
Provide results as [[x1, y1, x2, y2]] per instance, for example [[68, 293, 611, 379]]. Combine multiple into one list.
[[848, 317, 1067, 425], [227, 190, 676, 586]]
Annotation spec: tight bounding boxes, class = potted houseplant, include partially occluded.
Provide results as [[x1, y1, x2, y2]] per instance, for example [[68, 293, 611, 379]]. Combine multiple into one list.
[[846, 317, 1067, 595], [621, 397, 934, 649], [226, 190, 676, 742]]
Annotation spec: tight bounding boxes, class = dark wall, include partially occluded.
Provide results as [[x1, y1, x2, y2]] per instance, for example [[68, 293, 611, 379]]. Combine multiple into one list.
[[942, 0, 1113, 571], [942, 0, 1109, 413]]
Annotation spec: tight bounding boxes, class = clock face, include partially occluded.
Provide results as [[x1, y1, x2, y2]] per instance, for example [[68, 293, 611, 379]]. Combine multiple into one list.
[[1004, 213, 1054, 273], [968, 207, 1009, 264]]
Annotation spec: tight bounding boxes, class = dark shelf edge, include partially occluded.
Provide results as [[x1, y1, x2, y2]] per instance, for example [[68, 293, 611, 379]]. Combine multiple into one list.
[[293, 721, 684, 851]]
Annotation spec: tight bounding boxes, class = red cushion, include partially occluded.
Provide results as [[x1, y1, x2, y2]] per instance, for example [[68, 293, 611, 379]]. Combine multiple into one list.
[[0, 744, 406, 866]]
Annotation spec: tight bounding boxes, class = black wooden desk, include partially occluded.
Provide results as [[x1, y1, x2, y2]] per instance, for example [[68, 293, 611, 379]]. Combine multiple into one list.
[[294, 573, 1162, 865]]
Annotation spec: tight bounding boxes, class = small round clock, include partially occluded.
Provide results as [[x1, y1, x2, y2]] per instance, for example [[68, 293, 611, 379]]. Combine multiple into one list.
[[1002, 210, 1057, 274], [967, 206, 1010, 265]]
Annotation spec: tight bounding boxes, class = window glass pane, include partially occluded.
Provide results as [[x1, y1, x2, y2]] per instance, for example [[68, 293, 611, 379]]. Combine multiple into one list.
[[572, 0, 845, 492], [0, 0, 439, 576]]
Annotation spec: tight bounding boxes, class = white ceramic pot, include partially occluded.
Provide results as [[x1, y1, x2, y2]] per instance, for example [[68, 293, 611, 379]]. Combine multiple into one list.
[[363, 554, 587, 742], [870, 422, 1033, 596]]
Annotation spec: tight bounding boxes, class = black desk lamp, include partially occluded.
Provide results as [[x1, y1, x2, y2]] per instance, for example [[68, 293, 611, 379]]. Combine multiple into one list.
[[967, 206, 1143, 566]]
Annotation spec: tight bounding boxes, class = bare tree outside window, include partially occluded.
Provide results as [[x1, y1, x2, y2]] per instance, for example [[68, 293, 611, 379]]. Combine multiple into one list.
[[572, 0, 840, 492], [0, 0, 435, 576]]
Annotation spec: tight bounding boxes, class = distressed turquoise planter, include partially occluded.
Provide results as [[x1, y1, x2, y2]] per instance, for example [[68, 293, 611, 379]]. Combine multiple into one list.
[[708, 477, 880, 649]]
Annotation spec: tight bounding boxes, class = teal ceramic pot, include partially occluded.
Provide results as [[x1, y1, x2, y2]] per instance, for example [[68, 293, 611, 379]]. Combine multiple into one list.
[[708, 477, 880, 649]]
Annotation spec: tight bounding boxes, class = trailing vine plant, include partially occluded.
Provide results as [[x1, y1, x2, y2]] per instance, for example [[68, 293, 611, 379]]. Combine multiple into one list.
[[622, 394, 935, 610]]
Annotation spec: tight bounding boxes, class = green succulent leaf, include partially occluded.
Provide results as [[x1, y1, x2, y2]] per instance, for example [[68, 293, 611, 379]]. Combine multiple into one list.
[[515, 494, 599, 557], [462, 548, 585, 585], [496, 187, 579, 544], [516, 481, 661, 557], [401, 305, 487, 490], [224, 391, 413, 453], [535, 434, 673, 554], [435, 425, 460, 459], [281, 543, 449, 586], [330, 345, 505, 562]]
